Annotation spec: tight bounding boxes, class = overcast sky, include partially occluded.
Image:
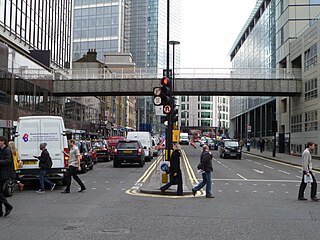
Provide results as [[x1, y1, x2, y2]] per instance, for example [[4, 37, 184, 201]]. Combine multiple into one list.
[[180, 0, 257, 69]]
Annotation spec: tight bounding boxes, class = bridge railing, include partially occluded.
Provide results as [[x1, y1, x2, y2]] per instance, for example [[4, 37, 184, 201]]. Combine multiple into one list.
[[3, 67, 302, 81]]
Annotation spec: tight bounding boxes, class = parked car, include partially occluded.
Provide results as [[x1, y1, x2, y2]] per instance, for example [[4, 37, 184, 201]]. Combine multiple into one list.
[[76, 141, 94, 173], [113, 140, 145, 167], [219, 139, 242, 159], [106, 136, 126, 159], [91, 140, 110, 162]]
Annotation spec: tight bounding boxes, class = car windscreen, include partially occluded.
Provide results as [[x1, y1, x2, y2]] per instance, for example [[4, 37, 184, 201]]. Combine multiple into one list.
[[117, 142, 139, 149], [224, 141, 239, 147], [92, 142, 104, 148]]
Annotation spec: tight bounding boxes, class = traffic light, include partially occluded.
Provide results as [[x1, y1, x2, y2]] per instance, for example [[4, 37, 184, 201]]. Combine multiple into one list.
[[172, 107, 179, 124], [160, 77, 172, 109]]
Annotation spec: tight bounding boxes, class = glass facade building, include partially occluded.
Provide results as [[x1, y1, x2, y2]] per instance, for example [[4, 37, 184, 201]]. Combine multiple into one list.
[[0, 0, 73, 69], [229, 0, 320, 154]]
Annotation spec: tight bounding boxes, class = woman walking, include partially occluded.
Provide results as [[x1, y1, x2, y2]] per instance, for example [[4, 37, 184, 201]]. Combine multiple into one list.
[[61, 139, 86, 193], [8, 141, 24, 191]]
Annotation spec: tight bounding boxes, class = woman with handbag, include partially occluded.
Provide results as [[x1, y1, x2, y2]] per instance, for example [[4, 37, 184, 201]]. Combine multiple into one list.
[[160, 144, 183, 196], [8, 141, 24, 191]]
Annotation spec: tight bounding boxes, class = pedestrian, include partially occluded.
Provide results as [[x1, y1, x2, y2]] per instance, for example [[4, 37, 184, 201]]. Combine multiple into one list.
[[34, 143, 55, 193], [298, 142, 319, 201], [61, 139, 86, 193], [260, 138, 265, 153], [8, 141, 24, 191], [160, 143, 183, 196], [239, 139, 244, 150], [192, 145, 214, 198], [0, 136, 14, 217]]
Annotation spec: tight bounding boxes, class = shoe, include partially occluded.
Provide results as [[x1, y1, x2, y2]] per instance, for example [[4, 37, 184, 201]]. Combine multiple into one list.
[[206, 195, 215, 198], [192, 189, 196, 197], [50, 183, 56, 191], [311, 197, 320, 201], [18, 183, 24, 192], [36, 189, 45, 193], [160, 188, 165, 194], [298, 197, 308, 201], [4, 206, 13, 217], [78, 189, 86, 193], [61, 190, 70, 194]]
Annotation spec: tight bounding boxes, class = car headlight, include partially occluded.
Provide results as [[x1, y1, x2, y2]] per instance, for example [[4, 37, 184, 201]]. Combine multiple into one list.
[[225, 149, 230, 152], [237, 149, 241, 152]]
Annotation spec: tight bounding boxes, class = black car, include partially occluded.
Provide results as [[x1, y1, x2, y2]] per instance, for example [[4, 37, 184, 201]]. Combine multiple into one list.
[[76, 141, 94, 173], [219, 140, 242, 159], [113, 140, 145, 167]]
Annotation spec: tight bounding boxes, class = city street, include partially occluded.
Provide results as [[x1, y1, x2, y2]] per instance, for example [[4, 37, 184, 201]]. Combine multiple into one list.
[[1, 146, 320, 240]]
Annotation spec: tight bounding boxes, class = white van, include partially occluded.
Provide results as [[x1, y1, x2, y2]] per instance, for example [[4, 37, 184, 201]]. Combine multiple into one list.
[[179, 132, 190, 145], [14, 116, 69, 183], [126, 132, 154, 161]]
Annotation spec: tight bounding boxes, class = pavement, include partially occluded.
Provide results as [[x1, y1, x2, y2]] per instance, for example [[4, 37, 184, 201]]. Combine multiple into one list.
[[139, 147, 320, 196]]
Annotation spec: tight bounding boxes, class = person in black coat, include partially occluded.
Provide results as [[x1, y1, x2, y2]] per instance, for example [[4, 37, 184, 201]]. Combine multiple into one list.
[[192, 144, 214, 198], [160, 144, 183, 196], [0, 136, 13, 217]]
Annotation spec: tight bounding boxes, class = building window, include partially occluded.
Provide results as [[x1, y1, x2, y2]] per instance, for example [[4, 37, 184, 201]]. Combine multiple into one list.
[[200, 112, 211, 118], [304, 44, 317, 71], [304, 78, 317, 101], [200, 120, 211, 127], [305, 110, 318, 131], [198, 96, 211, 101], [181, 96, 185, 102], [291, 114, 302, 132], [200, 104, 212, 110], [280, 27, 284, 45]]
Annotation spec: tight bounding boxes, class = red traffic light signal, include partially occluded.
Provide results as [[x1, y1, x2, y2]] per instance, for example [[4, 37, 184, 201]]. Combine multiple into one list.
[[160, 77, 171, 87]]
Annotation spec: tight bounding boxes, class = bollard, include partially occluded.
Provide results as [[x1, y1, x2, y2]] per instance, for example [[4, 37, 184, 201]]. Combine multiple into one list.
[[162, 173, 168, 183]]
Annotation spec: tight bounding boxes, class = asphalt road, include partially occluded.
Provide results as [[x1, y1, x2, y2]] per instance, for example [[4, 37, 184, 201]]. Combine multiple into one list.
[[1, 146, 320, 240]]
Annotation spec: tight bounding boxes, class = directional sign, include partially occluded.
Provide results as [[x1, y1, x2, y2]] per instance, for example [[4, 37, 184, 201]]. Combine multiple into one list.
[[153, 87, 161, 96], [163, 105, 172, 114], [153, 96, 162, 106]]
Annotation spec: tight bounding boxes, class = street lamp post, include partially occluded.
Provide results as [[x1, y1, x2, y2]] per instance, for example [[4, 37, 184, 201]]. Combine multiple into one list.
[[169, 40, 180, 93]]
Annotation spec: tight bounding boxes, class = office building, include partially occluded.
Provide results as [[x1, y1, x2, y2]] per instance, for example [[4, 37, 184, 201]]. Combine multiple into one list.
[[0, 0, 72, 138], [229, 0, 320, 156]]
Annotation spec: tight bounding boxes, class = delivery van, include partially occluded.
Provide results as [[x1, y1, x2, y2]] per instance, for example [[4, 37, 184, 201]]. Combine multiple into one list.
[[14, 116, 69, 183], [126, 131, 154, 161], [179, 132, 190, 145]]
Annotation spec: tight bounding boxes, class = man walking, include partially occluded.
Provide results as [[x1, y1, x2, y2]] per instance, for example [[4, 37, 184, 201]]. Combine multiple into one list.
[[192, 145, 214, 198], [61, 139, 86, 193], [298, 142, 319, 201], [34, 143, 55, 193], [0, 136, 13, 217]]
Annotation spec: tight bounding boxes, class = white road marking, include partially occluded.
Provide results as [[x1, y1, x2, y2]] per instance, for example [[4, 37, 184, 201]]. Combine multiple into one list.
[[93, 181, 97, 183], [296, 175, 301, 179], [92, 188, 96, 190], [217, 161, 222, 164], [278, 170, 290, 175], [218, 190, 223, 192], [121, 188, 126, 191], [235, 190, 239, 192], [252, 190, 257, 193], [238, 183, 243, 185], [198, 179, 300, 182], [263, 165, 274, 169], [253, 169, 264, 174], [267, 184, 271, 186], [269, 191, 274, 193], [225, 183, 229, 185], [253, 183, 257, 186], [237, 173, 248, 180], [285, 192, 289, 194], [222, 164, 228, 168], [247, 159, 252, 162], [106, 188, 110, 190], [281, 184, 286, 187], [254, 162, 262, 165]]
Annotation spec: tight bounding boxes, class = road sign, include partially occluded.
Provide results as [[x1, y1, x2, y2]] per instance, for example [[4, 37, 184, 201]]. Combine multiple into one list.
[[247, 125, 251, 132], [153, 96, 162, 106], [153, 87, 161, 96], [172, 130, 180, 143], [163, 105, 172, 114]]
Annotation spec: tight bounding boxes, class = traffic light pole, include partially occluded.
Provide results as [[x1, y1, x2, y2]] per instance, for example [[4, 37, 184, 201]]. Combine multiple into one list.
[[165, 0, 172, 161]]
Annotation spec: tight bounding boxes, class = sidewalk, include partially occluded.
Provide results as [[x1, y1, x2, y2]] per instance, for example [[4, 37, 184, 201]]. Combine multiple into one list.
[[243, 148, 320, 171]]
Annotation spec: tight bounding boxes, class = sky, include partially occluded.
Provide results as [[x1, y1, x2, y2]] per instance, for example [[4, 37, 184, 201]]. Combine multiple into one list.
[[180, 0, 257, 69]]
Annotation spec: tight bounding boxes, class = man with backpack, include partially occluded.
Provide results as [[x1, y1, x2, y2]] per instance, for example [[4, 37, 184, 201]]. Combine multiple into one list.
[[34, 143, 55, 193]]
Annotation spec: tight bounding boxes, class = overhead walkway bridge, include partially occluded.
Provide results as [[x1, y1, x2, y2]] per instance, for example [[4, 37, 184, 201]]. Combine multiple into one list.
[[14, 68, 303, 97]]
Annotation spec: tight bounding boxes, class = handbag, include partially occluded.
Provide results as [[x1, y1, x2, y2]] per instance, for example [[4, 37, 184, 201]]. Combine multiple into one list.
[[197, 163, 203, 170], [304, 174, 313, 183], [3, 179, 15, 197]]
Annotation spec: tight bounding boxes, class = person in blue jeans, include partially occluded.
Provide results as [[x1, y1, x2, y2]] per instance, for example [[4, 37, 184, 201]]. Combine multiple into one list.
[[34, 143, 55, 193], [192, 145, 214, 198]]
